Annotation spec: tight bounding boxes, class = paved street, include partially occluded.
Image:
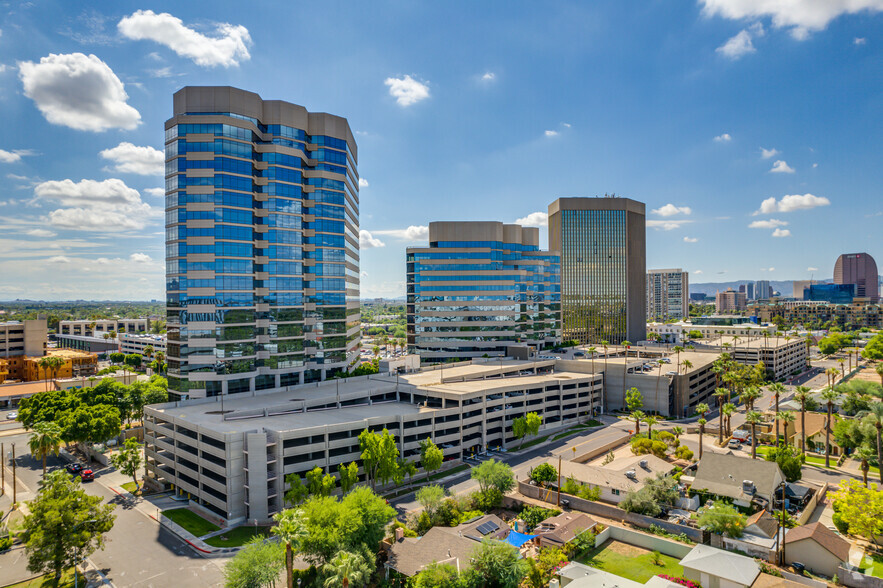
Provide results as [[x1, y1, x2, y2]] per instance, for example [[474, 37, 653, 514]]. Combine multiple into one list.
[[1, 431, 226, 588]]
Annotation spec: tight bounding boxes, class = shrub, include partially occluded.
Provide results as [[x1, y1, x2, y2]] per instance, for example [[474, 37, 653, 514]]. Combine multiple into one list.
[[674, 445, 694, 460], [631, 438, 668, 458], [658, 575, 701, 588], [472, 488, 503, 512], [0, 536, 12, 551], [832, 511, 849, 534], [521, 506, 560, 531], [577, 485, 601, 501], [530, 463, 557, 486]]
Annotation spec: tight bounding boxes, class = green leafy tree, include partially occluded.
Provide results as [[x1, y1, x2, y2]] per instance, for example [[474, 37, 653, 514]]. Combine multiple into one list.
[[863, 334, 883, 360], [273, 509, 307, 588], [28, 420, 63, 476], [306, 466, 336, 497], [223, 537, 284, 588], [17, 388, 78, 430], [512, 412, 542, 448], [697, 503, 746, 538], [22, 470, 116, 583], [339, 461, 359, 495], [465, 539, 526, 588], [323, 550, 372, 588], [285, 473, 308, 506], [831, 479, 883, 546], [471, 459, 515, 496], [110, 437, 143, 491], [764, 444, 802, 482], [625, 387, 643, 412], [529, 463, 557, 486], [520, 506, 561, 531], [109, 352, 125, 365], [358, 428, 400, 489], [415, 562, 463, 588], [124, 353, 142, 370], [416, 484, 446, 518], [62, 404, 121, 446], [860, 403, 883, 486], [419, 438, 444, 482]]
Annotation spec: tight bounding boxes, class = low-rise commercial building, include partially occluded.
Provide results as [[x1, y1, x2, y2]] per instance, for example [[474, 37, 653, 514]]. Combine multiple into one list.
[[648, 321, 776, 345], [119, 333, 167, 358], [54, 334, 119, 355], [22, 348, 98, 381], [143, 359, 602, 524], [58, 318, 148, 337]]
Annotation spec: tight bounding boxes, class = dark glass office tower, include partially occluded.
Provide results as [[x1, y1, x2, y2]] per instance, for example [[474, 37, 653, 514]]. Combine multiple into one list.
[[164, 87, 360, 399], [548, 197, 646, 345]]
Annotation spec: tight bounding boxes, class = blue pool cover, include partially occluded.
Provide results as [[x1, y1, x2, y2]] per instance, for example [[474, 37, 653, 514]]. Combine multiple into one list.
[[506, 530, 534, 548]]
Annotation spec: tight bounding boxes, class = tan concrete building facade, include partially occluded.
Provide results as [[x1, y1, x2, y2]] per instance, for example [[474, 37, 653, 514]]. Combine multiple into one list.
[[715, 288, 747, 312], [548, 197, 646, 345]]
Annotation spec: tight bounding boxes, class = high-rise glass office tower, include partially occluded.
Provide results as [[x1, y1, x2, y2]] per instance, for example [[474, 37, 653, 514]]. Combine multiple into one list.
[[548, 197, 646, 345], [165, 87, 360, 399], [834, 252, 879, 300], [406, 221, 561, 361], [755, 280, 772, 300]]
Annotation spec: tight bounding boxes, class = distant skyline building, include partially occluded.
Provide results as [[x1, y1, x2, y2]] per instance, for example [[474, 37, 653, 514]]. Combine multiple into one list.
[[834, 252, 878, 300], [755, 280, 772, 300], [164, 87, 360, 399], [715, 288, 747, 313], [792, 280, 817, 299], [646, 269, 689, 322], [406, 221, 561, 361], [548, 197, 646, 345], [746, 282, 755, 300], [804, 283, 856, 304]]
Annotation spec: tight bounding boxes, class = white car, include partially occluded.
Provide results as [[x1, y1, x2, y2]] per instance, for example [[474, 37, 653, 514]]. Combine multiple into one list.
[[6, 412, 18, 420], [727, 439, 741, 449]]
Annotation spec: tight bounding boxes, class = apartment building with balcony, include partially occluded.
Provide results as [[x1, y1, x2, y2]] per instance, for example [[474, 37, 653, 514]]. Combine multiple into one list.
[[646, 268, 688, 322]]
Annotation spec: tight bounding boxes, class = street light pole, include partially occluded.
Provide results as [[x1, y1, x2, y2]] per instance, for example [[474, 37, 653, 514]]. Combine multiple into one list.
[[11, 443, 16, 504], [72, 519, 97, 588]]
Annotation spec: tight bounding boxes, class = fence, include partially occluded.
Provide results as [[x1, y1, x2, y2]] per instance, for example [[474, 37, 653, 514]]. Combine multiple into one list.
[[594, 525, 693, 558], [572, 435, 628, 464], [837, 565, 883, 588], [796, 482, 828, 526], [517, 481, 705, 543]]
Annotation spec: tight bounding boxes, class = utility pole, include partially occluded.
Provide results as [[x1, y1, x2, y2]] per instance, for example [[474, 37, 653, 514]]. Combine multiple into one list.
[[11, 443, 16, 504], [1, 442, 4, 497], [780, 482, 787, 565], [557, 454, 562, 507]]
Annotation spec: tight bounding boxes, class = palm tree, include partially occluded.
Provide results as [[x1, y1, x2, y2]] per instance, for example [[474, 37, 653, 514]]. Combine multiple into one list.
[[631, 410, 646, 435], [323, 550, 371, 588], [587, 347, 597, 373], [733, 335, 740, 355], [28, 421, 63, 475], [860, 402, 883, 486], [273, 509, 307, 588], [792, 386, 812, 456], [713, 388, 729, 444], [643, 415, 660, 439], [621, 340, 632, 408], [768, 382, 786, 444], [154, 350, 166, 375], [776, 411, 795, 447], [721, 403, 736, 438], [740, 386, 762, 412], [820, 387, 841, 468], [672, 345, 684, 375], [856, 445, 876, 487], [681, 359, 693, 376], [671, 426, 685, 446], [876, 363, 883, 387], [745, 411, 764, 459], [826, 367, 839, 389], [695, 403, 710, 460]]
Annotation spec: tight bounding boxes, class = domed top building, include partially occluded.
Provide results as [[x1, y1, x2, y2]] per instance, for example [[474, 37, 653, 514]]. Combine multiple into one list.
[[833, 252, 878, 300]]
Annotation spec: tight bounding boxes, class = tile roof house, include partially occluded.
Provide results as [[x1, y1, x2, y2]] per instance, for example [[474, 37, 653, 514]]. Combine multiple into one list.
[[691, 452, 784, 506], [784, 522, 854, 578], [744, 510, 779, 539], [532, 512, 597, 549], [680, 544, 761, 588], [385, 514, 507, 577], [551, 453, 675, 504]]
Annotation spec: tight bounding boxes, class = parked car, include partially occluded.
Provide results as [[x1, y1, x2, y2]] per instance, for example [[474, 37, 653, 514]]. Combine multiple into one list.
[[727, 439, 741, 450], [6, 412, 17, 420], [573, 351, 586, 357], [80, 469, 94, 482], [66, 463, 84, 475]]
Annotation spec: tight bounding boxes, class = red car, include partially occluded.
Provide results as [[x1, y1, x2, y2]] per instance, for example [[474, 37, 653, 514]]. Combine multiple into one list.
[[80, 469, 94, 482]]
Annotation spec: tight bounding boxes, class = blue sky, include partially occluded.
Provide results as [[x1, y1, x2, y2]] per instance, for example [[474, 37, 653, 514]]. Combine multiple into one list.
[[0, 1, 880, 300]]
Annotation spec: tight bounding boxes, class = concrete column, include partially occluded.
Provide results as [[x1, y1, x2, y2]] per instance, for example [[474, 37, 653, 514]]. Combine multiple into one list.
[[245, 433, 269, 522]]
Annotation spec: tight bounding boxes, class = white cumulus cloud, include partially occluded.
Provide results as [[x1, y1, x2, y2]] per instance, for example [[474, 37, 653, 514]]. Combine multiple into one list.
[[100, 142, 164, 175], [384, 75, 430, 107], [760, 147, 779, 159], [358, 178, 369, 188], [807, 266, 819, 271], [515, 212, 548, 227], [749, 219, 788, 229], [694, 270, 704, 275], [26, 229, 57, 238], [375, 226, 430, 241], [118, 10, 251, 67], [481, 72, 495, 81], [756, 193, 830, 214], [770, 159, 795, 173], [144, 188, 165, 198], [652, 203, 692, 217], [717, 29, 756, 58], [714, 133, 732, 142], [772, 228, 791, 238], [701, 0, 883, 40], [34, 178, 155, 231], [0, 149, 35, 164], [359, 230, 385, 249], [683, 236, 699, 243], [129, 252, 152, 263], [855, 37, 867, 45], [544, 130, 559, 137], [18, 53, 141, 131], [647, 220, 693, 231]]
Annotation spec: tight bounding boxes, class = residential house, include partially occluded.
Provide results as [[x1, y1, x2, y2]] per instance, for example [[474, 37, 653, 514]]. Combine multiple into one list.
[[532, 512, 597, 549], [680, 544, 761, 588], [780, 412, 844, 457], [557, 562, 682, 588], [722, 510, 783, 560], [784, 522, 855, 578], [551, 453, 676, 505], [689, 452, 784, 507], [386, 515, 507, 577]]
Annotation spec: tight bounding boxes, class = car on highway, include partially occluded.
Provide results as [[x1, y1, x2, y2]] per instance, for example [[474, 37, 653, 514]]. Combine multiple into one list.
[[66, 463, 84, 475], [80, 469, 94, 482], [6, 412, 17, 420]]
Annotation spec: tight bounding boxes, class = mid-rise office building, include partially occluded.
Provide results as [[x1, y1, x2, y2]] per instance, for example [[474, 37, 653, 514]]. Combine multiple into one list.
[[548, 197, 646, 345], [746, 282, 755, 300], [646, 269, 688, 322], [834, 252, 878, 300], [58, 319, 148, 336], [755, 280, 772, 300], [792, 280, 816, 299], [715, 288, 747, 313], [165, 86, 360, 399], [0, 320, 47, 359], [406, 221, 561, 361], [804, 283, 855, 304]]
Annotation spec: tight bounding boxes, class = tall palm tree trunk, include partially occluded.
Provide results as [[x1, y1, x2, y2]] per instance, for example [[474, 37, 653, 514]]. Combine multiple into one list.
[[286, 543, 294, 588], [825, 404, 833, 467], [801, 405, 807, 456], [774, 392, 780, 446], [877, 423, 883, 485]]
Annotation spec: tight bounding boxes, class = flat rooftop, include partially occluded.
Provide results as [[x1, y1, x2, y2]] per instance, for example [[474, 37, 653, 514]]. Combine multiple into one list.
[[716, 334, 802, 350], [425, 370, 599, 395], [396, 359, 553, 387]]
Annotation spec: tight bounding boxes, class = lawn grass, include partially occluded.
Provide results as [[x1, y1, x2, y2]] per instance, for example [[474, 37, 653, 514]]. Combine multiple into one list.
[[803, 454, 836, 469], [858, 553, 883, 579], [120, 481, 142, 495], [578, 540, 684, 583], [518, 435, 550, 451], [162, 508, 220, 537], [3, 569, 76, 588], [427, 464, 469, 482], [204, 525, 270, 548]]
